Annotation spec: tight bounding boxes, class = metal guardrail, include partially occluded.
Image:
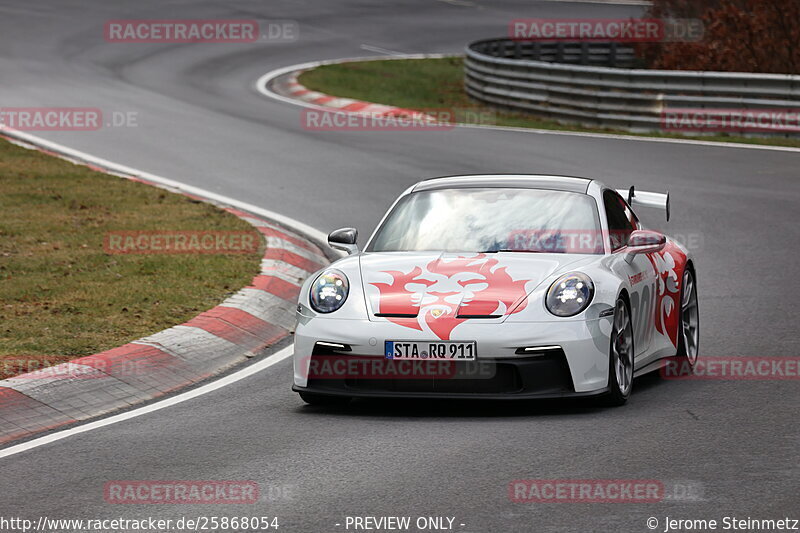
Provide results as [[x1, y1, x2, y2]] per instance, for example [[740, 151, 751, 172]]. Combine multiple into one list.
[[465, 38, 800, 136], [472, 40, 642, 68]]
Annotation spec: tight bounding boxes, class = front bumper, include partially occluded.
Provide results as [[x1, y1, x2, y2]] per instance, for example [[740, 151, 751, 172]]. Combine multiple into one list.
[[293, 315, 613, 397], [293, 353, 610, 400], [292, 387, 609, 401]]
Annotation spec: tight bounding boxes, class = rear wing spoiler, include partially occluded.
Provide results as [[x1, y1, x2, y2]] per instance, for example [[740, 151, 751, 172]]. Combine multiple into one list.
[[616, 186, 670, 221]]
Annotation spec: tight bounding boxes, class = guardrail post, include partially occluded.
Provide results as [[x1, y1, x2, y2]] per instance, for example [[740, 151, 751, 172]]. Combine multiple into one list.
[[580, 42, 589, 65], [608, 42, 618, 67]]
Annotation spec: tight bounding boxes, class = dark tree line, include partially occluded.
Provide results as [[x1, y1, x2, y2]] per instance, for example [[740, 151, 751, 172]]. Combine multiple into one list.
[[636, 0, 799, 73]]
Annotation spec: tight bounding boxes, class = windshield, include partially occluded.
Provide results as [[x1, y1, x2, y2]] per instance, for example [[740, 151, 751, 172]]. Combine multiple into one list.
[[366, 187, 603, 254]]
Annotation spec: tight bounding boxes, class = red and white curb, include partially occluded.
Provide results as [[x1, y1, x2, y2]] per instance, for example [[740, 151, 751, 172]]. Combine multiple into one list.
[[265, 54, 454, 122], [275, 70, 428, 117], [0, 130, 333, 445]]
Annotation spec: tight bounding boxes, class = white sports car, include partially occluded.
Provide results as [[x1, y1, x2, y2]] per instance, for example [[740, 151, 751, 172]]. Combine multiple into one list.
[[292, 175, 699, 406]]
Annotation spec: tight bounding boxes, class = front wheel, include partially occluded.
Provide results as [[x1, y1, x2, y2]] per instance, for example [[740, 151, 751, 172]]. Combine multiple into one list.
[[676, 268, 699, 367], [603, 297, 634, 406]]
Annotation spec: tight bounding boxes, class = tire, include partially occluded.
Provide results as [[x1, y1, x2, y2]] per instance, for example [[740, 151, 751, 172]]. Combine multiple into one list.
[[676, 267, 700, 368], [298, 392, 351, 406], [603, 297, 634, 407]]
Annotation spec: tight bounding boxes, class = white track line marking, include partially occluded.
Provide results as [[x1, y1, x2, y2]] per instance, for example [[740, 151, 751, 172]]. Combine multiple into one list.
[[255, 56, 800, 154], [0, 347, 293, 459], [359, 44, 406, 56]]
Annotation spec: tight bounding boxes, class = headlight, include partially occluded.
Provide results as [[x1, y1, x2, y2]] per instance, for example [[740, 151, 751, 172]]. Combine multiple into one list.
[[546, 272, 594, 317], [309, 269, 349, 314]]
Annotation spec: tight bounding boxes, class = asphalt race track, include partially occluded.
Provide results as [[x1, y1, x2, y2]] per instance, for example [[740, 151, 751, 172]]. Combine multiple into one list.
[[0, 1, 798, 532]]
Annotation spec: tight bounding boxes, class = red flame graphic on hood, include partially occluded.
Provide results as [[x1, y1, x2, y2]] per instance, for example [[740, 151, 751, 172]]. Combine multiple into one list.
[[371, 254, 531, 340]]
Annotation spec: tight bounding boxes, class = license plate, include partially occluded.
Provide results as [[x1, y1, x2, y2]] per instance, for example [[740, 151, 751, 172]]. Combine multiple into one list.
[[385, 340, 477, 360]]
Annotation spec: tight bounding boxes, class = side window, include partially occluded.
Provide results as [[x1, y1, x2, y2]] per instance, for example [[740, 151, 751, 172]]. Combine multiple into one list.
[[623, 198, 640, 229], [603, 190, 637, 250]]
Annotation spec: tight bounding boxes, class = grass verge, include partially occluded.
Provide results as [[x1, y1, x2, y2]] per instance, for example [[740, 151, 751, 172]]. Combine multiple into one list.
[[298, 57, 800, 149], [0, 137, 263, 379]]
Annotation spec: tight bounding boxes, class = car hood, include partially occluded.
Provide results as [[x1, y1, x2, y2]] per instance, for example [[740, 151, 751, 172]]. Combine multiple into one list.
[[359, 252, 590, 338]]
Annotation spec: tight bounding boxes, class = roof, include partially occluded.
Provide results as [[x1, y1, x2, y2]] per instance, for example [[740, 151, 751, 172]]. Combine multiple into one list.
[[412, 174, 593, 194]]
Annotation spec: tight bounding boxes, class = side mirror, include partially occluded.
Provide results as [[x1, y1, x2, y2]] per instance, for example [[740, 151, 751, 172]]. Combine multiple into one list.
[[624, 230, 666, 262], [328, 227, 359, 255]]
